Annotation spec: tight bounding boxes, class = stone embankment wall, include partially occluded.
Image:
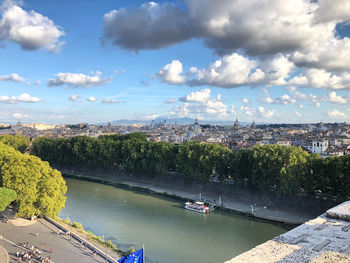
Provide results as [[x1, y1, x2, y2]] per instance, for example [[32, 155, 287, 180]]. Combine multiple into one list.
[[59, 166, 337, 217]]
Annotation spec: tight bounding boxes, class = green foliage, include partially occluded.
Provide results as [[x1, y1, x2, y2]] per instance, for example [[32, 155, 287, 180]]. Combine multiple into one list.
[[64, 218, 72, 225], [0, 142, 67, 217], [0, 187, 17, 211], [0, 135, 30, 153], [72, 221, 83, 229], [30, 134, 350, 201]]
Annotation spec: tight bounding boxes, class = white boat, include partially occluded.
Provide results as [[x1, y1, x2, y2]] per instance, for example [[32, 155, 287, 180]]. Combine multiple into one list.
[[184, 201, 210, 214]]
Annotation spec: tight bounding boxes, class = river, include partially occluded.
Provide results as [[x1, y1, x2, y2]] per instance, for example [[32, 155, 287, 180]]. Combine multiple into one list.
[[60, 178, 286, 263]]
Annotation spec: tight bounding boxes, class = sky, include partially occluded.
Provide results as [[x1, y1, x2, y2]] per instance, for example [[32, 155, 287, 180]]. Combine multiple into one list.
[[1, 0, 350, 124]]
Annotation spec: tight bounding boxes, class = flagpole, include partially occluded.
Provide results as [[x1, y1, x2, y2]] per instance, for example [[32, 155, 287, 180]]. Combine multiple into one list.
[[143, 245, 145, 263]]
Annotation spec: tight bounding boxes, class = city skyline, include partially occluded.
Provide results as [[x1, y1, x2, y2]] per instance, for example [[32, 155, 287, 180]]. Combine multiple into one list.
[[1, 0, 350, 124]]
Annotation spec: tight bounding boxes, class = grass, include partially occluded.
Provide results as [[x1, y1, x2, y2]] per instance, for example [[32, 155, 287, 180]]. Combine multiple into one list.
[[57, 218, 135, 256]]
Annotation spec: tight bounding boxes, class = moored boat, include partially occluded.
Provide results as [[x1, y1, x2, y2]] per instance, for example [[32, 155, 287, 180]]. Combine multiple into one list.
[[184, 201, 210, 213]]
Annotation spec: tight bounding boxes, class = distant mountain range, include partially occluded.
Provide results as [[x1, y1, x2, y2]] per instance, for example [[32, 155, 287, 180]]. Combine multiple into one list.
[[103, 117, 249, 126]]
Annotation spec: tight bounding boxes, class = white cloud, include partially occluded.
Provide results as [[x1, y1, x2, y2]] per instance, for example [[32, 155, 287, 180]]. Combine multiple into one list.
[[187, 53, 264, 88], [295, 111, 302, 117], [179, 88, 211, 102], [314, 0, 350, 23], [13, 112, 29, 119], [87, 96, 97, 102], [172, 88, 227, 119], [260, 93, 296, 105], [0, 1, 65, 51], [0, 73, 25, 83], [262, 54, 295, 86], [315, 102, 321, 108], [164, 98, 176, 104], [48, 72, 113, 88], [157, 60, 186, 84], [101, 99, 120, 103], [33, 80, 41, 85], [328, 109, 346, 118], [242, 98, 249, 104], [257, 106, 274, 119], [0, 93, 41, 103], [298, 104, 304, 109], [325, 91, 347, 104], [68, 94, 81, 101]]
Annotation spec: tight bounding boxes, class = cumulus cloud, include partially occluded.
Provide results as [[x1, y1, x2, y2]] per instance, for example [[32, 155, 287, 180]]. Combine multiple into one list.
[[0, 0, 65, 51], [87, 96, 97, 102], [295, 111, 302, 117], [157, 60, 186, 84], [101, 98, 120, 103], [48, 72, 113, 88], [0, 73, 25, 83], [179, 88, 211, 102], [164, 98, 176, 104], [172, 88, 227, 119], [0, 93, 40, 103], [324, 91, 347, 104], [13, 112, 29, 119], [187, 53, 264, 88], [328, 109, 346, 118], [102, 0, 350, 58], [107, 0, 350, 92], [103, 2, 191, 51], [261, 94, 296, 105], [68, 94, 81, 101]]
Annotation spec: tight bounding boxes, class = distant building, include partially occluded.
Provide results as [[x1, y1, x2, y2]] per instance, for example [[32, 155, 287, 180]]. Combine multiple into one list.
[[305, 139, 329, 154], [250, 121, 257, 129], [233, 118, 240, 130]]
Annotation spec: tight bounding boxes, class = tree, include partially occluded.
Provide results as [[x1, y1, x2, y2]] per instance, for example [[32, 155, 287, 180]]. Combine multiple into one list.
[[0, 142, 67, 218], [0, 187, 17, 211], [0, 135, 30, 153]]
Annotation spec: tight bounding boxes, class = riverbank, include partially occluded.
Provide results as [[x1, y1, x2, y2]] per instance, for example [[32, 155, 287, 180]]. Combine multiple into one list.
[[62, 172, 312, 226]]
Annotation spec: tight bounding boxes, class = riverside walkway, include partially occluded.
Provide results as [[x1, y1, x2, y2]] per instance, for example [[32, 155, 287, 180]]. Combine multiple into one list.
[[0, 208, 117, 263]]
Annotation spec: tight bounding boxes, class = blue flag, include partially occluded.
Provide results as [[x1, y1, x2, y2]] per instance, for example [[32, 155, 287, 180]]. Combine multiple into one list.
[[118, 248, 144, 263]]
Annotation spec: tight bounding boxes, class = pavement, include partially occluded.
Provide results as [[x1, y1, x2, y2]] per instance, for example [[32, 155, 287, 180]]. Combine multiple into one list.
[[0, 245, 8, 263], [226, 201, 350, 263], [0, 209, 117, 263]]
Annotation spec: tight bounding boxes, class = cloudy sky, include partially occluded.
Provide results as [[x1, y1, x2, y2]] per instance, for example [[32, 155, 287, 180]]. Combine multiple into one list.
[[1, 0, 350, 124]]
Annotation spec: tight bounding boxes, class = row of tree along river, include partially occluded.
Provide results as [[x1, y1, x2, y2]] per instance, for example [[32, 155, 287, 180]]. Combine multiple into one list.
[[31, 133, 350, 201]]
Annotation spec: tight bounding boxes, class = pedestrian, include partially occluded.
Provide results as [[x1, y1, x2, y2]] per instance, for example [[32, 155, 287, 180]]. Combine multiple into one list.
[[49, 248, 52, 253], [41, 244, 44, 249], [36, 232, 39, 237]]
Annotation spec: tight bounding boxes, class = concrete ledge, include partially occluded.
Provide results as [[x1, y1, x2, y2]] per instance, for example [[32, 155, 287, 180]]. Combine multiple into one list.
[[326, 201, 350, 222], [0, 244, 9, 263], [226, 201, 350, 263]]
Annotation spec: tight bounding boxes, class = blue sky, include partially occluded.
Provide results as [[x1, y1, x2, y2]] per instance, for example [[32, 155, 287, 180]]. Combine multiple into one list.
[[1, 0, 350, 124]]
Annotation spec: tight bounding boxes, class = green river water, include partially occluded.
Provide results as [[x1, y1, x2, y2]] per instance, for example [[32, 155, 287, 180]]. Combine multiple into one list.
[[60, 178, 286, 263]]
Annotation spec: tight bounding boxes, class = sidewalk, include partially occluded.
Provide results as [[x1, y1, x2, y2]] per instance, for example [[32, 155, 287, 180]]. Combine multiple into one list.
[[0, 245, 8, 263]]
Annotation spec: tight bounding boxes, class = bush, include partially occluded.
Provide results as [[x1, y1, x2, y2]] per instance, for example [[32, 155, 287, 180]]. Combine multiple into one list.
[[64, 218, 72, 225], [72, 221, 83, 229]]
